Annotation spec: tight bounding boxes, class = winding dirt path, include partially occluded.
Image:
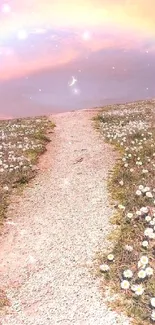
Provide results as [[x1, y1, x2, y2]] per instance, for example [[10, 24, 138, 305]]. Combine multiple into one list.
[[0, 109, 129, 325]]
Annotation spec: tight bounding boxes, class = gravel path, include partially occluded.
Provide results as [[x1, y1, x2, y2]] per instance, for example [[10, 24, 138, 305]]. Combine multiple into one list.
[[0, 109, 129, 325]]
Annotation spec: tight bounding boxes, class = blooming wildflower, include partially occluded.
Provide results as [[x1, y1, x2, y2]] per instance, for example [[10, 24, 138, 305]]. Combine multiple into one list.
[[144, 227, 153, 237], [146, 267, 153, 276], [135, 285, 145, 295], [151, 298, 155, 308], [136, 190, 142, 196], [140, 207, 149, 214], [150, 218, 155, 225], [3, 185, 9, 191], [124, 245, 133, 252], [142, 240, 149, 248], [142, 169, 148, 174], [145, 216, 152, 222], [143, 186, 150, 193], [139, 185, 144, 191], [146, 191, 153, 198], [151, 310, 155, 322], [126, 212, 133, 219], [123, 269, 133, 279], [100, 264, 110, 272], [119, 180, 124, 186], [136, 210, 141, 216], [107, 254, 114, 261], [118, 204, 125, 210], [149, 232, 155, 239], [121, 280, 130, 290], [138, 270, 146, 279], [131, 284, 138, 292], [140, 256, 149, 265]]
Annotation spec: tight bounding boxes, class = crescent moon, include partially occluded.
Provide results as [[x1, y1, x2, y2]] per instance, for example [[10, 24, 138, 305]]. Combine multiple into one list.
[[69, 76, 77, 87]]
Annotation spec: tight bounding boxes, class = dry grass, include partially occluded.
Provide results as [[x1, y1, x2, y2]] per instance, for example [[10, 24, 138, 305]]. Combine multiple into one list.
[[93, 99, 155, 324], [0, 116, 55, 229], [0, 115, 55, 309]]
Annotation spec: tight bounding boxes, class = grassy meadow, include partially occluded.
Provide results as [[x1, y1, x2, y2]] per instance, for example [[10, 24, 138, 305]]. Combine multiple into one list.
[[0, 116, 55, 229], [94, 99, 155, 325]]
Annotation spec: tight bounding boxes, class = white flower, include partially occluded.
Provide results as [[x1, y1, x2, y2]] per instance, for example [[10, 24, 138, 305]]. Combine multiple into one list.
[[146, 267, 153, 276], [119, 180, 124, 186], [142, 240, 149, 248], [146, 191, 153, 198], [124, 245, 133, 252], [142, 169, 148, 174], [140, 207, 149, 214], [107, 254, 114, 261], [145, 215, 152, 222], [100, 264, 110, 272], [144, 227, 153, 237], [135, 285, 145, 295], [151, 310, 155, 322], [149, 232, 155, 239], [126, 212, 133, 219], [123, 269, 133, 279], [142, 186, 150, 193], [140, 256, 149, 265], [131, 284, 138, 292], [150, 220, 155, 226], [136, 190, 142, 196], [3, 185, 9, 191], [151, 297, 155, 308], [121, 280, 130, 290], [136, 210, 141, 216], [138, 261, 146, 269], [118, 204, 125, 210], [138, 270, 146, 279], [139, 185, 144, 190], [130, 168, 134, 172]]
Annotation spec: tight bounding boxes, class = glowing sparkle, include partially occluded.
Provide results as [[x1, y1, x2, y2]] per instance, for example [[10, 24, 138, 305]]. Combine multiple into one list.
[[69, 76, 77, 87], [17, 30, 28, 40], [73, 88, 80, 95], [1, 3, 11, 14], [82, 31, 91, 40]]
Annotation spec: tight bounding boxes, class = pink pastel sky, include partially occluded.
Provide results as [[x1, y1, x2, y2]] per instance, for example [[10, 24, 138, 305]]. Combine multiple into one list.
[[0, 0, 155, 118]]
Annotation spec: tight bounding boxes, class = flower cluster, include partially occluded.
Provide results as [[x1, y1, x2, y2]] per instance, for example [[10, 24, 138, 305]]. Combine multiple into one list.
[[98, 100, 155, 323], [0, 116, 54, 221]]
